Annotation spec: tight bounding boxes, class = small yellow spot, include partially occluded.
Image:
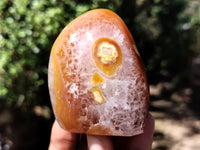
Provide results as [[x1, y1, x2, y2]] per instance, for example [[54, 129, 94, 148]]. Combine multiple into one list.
[[92, 72, 104, 84], [92, 86, 105, 104]]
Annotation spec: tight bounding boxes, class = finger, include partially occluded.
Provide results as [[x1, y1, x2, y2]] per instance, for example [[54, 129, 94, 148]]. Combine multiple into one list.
[[87, 135, 113, 150], [113, 113, 155, 150], [48, 120, 78, 150], [129, 113, 154, 150]]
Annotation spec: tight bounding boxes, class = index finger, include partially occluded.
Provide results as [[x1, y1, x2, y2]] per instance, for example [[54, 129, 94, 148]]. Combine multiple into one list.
[[48, 120, 78, 150]]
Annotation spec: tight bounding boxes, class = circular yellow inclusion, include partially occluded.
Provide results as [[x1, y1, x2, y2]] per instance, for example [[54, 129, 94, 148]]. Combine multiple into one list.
[[92, 37, 123, 76], [97, 42, 118, 64]]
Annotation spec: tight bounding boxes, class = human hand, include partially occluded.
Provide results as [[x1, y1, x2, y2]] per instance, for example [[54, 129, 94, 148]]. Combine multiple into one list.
[[48, 113, 154, 150]]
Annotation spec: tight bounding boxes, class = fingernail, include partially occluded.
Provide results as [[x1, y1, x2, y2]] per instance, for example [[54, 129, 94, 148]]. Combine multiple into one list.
[[87, 135, 113, 150], [87, 135, 103, 150]]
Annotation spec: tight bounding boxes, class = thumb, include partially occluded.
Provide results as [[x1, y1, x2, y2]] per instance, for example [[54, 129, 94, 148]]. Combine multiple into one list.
[[87, 135, 113, 150]]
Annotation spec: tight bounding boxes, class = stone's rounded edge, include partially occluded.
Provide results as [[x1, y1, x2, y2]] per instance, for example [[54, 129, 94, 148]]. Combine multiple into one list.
[[91, 37, 123, 76], [86, 126, 144, 137], [56, 117, 145, 136], [48, 55, 67, 131], [48, 27, 80, 131], [48, 55, 54, 108]]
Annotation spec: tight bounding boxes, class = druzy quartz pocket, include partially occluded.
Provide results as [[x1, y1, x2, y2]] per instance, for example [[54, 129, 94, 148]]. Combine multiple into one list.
[[48, 9, 149, 136]]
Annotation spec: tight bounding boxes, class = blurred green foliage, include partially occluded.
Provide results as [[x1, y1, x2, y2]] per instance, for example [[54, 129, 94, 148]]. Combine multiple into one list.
[[0, 0, 117, 110], [0, 0, 199, 111]]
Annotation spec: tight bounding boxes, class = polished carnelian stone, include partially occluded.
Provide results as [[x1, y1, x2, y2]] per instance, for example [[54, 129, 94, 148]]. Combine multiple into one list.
[[48, 9, 149, 136]]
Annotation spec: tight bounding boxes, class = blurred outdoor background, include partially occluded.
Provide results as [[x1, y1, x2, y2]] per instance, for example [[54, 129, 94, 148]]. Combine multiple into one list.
[[0, 0, 200, 149]]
